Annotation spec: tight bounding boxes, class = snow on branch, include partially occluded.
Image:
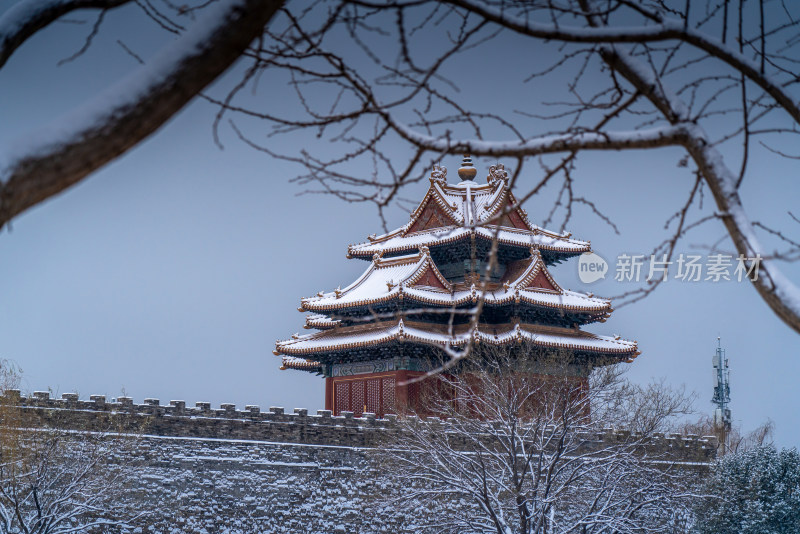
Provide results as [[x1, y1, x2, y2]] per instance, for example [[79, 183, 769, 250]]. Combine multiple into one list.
[[446, 0, 800, 124], [577, 14, 800, 336], [0, 0, 132, 69], [0, 0, 284, 230], [227, 1, 800, 338], [684, 133, 800, 335], [388, 119, 695, 157]]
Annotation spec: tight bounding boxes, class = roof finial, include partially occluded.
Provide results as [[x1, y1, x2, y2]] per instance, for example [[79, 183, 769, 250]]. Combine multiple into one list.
[[488, 162, 509, 185], [457, 154, 477, 181], [430, 162, 447, 184]]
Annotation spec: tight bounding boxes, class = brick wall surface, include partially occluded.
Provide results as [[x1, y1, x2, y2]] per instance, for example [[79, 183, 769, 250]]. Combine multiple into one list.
[[0, 391, 717, 533]]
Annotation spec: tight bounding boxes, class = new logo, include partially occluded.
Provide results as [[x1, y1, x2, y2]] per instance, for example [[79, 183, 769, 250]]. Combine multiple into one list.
[[578, 252, 608, 284]]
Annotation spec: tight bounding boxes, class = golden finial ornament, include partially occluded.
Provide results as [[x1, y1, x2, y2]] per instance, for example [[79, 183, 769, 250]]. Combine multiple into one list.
[[457, 154, 477, 181]]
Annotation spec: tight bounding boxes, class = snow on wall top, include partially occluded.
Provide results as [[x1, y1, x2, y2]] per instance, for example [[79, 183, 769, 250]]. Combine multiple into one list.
[[0, 389, 717, 463]]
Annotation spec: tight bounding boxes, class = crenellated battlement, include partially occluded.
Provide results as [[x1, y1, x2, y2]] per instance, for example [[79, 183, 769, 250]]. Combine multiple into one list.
[[11, 389, 393, 426], [1, 390, 718, 462], [3, 389, 397, 448]]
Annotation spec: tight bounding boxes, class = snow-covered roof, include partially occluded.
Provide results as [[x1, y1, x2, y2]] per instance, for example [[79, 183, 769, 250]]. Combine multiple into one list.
[[348, 163, 589, 259], [277, 158, 635, 373], [301, 248, 449, 310], [304, 314, 341, 330], [348, 226, 590, 259], [275, 319, 639, 361], [300, 249, 610, 316], [279, 355, 322, 371]]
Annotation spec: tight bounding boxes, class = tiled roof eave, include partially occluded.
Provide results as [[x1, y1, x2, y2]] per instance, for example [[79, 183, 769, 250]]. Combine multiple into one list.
[[303, 287, 610, 313], [478, 332, 634, 353], [279, 356, 322, 371], [302, 290, 401, 312], [304, 317, 341, 329], [276, 335, 637, 358], [348, 227, 469, 256], [275, 321, 638, 358], [348, 227, 590, 257], [475, 226, 589, 251]]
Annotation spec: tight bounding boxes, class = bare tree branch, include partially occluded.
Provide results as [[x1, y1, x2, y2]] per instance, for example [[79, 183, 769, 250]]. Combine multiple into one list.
[[0, 0, 133, 69], [0, 0, 284, 230]]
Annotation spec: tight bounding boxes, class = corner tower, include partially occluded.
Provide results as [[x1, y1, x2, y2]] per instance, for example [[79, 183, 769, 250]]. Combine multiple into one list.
[[274, 156, 639, 417]]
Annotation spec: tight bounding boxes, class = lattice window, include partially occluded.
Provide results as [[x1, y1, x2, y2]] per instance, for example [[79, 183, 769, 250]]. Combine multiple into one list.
[[335, 381, 349, 415], [366, 379, 380, 415], [352, 380, 365, 417], [382, 378, 396, 415]]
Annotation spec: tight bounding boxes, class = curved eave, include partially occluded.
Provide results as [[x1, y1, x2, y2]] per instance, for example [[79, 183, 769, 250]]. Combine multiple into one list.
[[303, 287, 403, 312], [348, 226, 470, 258], [301, 251, 452, 312], [275, 321, 639, 362], [347, 226, 590, 260], [278, 355, 322, 373], [304, 314, 341, 330], [301, 286, 610, 316]]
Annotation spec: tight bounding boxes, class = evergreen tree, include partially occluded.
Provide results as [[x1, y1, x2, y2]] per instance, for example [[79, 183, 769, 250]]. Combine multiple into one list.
[[695, 446, 800, 534]]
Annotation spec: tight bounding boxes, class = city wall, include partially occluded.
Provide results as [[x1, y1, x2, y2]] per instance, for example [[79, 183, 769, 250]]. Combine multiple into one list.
[[0, 390, 718, 533], [2, 389, 718, 461]]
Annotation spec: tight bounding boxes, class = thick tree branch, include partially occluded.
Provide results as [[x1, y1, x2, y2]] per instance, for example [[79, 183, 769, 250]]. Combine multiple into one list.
[[0, 0, 284, 230]]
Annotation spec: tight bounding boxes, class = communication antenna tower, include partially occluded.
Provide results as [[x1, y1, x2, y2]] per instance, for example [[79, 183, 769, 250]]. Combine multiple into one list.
[[712, 336, 731, 450]]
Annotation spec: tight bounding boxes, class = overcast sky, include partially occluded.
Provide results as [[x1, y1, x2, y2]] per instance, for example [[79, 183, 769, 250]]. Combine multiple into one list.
[[1, 2, 799, 447]]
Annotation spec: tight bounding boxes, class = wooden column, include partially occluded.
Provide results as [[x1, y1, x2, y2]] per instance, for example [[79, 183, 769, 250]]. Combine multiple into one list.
[[324, 376, 334, 411], [395, 370, 409, 414]]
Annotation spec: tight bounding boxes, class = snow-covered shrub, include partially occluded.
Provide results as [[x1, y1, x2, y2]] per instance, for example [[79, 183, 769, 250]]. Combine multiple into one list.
[[694, 445, 800, 534]]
